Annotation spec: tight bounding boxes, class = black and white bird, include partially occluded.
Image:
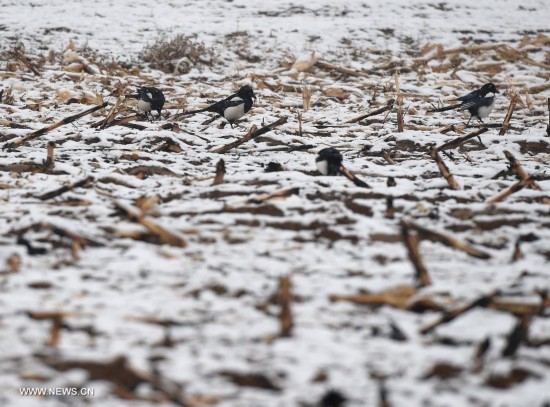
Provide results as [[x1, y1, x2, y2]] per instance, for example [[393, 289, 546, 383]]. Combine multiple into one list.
[[429, 83, 499, 124], [126, 87, 165, 121], [316, 147, 343, 176], [180, 85, 256, 128], [315, 147, 370, 188]]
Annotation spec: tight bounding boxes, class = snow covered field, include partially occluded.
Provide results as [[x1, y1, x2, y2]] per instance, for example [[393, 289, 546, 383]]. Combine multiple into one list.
[[1, 1, 550, 406]]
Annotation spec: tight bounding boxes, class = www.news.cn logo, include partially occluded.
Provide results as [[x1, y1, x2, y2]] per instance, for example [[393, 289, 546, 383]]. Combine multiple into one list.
[[20, 388, 95, 397]]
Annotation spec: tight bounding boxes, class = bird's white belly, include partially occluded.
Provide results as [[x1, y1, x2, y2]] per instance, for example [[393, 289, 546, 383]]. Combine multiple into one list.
[[477, 101, 494, 119], [316, 160, 328, 175], [137, 99, 152, 112], [224, 103, 245, 122]]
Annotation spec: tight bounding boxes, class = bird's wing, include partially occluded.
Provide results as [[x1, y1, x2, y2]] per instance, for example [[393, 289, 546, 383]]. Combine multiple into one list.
[[457, 89, 481, 102], [224, 98, 245, 108], [457, 96, 491, 111], [138, 88, 153, 102]]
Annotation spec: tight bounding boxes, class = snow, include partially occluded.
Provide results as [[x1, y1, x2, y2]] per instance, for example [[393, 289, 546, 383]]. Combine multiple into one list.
[[1, 0, 550, 406]]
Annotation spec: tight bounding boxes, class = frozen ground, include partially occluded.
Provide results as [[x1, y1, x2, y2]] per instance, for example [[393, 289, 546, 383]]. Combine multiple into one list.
[[1, 1, 550, 406]]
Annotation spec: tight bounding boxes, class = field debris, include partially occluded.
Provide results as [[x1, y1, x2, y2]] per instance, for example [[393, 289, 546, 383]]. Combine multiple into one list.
[[1, 1, 549, 406]]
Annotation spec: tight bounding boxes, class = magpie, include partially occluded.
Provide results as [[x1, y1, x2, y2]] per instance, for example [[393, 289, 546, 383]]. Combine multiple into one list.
[[316, 147, 343, 176], [429, 83, 499, 124], [179, 85, 256, 128], [316, 147, 370, 188], [126, 87, 165, 121]]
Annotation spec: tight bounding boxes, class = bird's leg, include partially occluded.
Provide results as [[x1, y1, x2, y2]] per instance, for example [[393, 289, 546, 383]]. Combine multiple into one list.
[[467, 116, 472, 126], [476, 117, 486, 145], [232, 120, 247, 131]]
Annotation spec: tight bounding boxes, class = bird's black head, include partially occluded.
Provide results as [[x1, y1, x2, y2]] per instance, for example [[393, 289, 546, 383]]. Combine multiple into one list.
[[480, 83, 499, 96], [141, 86, 164, 97], [237, 85, 257, 100]]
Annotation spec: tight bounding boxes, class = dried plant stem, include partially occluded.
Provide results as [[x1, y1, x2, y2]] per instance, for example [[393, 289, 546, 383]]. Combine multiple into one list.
[[279, 276, 293, 338], [330, 286, 419, 309], [6, 253, 21, 273], [255, 144, 315, 153], [523, 87, 533, 110], [212, 124, 257, 153], [437, 124, 456, 134], [246, 187, 300, 204], [401, 222, 431, 287], [496, 44, 550, 70], [511, 240, 523, 262], [102, 114, 144, 129], [402, 220, 491, 259], [499, 96, 518, 136], [49, 318, 62, 347], [212, 117, 287, 154], [414, 44, 497, 65], [302, 87, 312, 111], [504, 150, 541, 190], [44, 141, 55, 168], [135, 195, 160, 215], [489, 297, 549, 316], [529, 83, 550, 94], [152, 137, 183, 153], [45, 355, 190, 406], [420, 291, 498, 334], [212, 159, 225, 186], [27, 311, 69, 347], [339, 166, 370, 188], [429, 146, 459, 189], [436, 128, 489, 152], [379, 382, 391, 407], [315, 60, 371, 78], [4, 102, 108, 149], [395, 72, 404, 132], [473, 337, 491, 373], [441, 44, 499, 56], [0, 119, 32, 129], [98, 96, 124, 129], [113, 200, 187, 247], [485, 176, 535, 204], [345, 99, 395, 124], [13, 48, 40, 76], [37, 176, 94, 200], [44, 221, 101, 247], [382, 150, 396, 164], [385, 196, 395, 219], [502, 314, 532, 357]]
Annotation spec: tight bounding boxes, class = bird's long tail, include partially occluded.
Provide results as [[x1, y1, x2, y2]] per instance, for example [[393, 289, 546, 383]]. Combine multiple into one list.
[[179, 107, 212, 116], [339, 166, 370, 189], [428, 103, 463, 113], [174, 106, 217, 120]]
